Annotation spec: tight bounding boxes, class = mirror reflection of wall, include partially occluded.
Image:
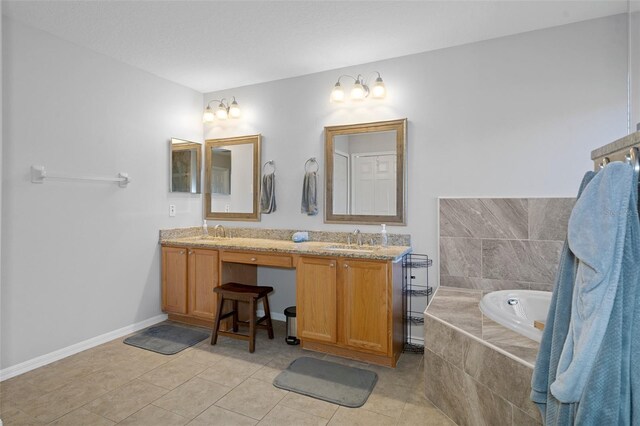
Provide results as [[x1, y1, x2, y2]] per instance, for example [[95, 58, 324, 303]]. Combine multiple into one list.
[[211, 149, 231, 195], [333, 131, 397, 216], [209, 144, 254, 213], [170, 138, 201, 194], [205, 135, 261, 221]]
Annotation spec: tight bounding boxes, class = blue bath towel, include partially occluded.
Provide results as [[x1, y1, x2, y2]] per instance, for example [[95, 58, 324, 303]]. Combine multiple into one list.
[[551, 162, 634, 402], [572, 167, 640, 425], [532, 164, 640, 425], [531, 171, 595, 424]]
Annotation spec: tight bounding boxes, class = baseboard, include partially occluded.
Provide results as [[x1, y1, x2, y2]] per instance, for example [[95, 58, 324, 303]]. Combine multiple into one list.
[[0, 314, 168, 382], [256, 310, 286, 322]]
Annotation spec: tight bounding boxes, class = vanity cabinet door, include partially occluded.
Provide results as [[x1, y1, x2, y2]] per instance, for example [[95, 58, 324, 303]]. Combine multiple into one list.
[[339, 259, 389, 354], [162, 247, 188, 314], [296, 257, 338, 343], [187, 248, 219, 320]]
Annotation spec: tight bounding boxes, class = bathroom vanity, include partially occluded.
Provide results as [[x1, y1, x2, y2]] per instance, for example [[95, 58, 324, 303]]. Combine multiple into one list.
[[160, 229, 410, 367]]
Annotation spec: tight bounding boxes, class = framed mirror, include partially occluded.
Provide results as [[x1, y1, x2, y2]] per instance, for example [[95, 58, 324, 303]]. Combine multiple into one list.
[[325, 119, 407, 225], [205, 135, 261, 221], [170, 138, 202, 193]]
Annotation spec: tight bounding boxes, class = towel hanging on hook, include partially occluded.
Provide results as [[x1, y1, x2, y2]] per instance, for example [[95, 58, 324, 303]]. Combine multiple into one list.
[[260, 160, 276, 214]]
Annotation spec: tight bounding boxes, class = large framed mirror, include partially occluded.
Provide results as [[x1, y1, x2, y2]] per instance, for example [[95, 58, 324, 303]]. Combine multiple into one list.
[[325, 119, 407, 225], [205, 135, 261, 221], [170, 138, 202, 193]]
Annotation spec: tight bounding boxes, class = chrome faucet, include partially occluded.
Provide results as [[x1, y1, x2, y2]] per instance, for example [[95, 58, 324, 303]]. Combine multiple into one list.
[[352, 229, 362, 246], [214, 224, 226, 238]]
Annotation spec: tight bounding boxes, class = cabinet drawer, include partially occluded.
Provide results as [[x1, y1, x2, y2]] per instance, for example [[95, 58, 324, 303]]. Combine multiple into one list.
[[221, 251, 293, 268]]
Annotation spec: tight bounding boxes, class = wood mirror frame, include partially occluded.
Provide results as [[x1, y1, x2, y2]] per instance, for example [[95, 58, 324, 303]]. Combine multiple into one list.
[[204, 134, 261, 221], [325, 118, 407, 225]]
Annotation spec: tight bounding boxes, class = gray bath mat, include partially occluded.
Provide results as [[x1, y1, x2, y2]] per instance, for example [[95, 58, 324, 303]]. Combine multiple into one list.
[[123, 323, 209, 355], [273, 357, 378, 407]]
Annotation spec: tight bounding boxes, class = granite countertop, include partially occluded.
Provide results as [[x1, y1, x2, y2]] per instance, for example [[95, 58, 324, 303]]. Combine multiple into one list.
[[425, 286, 539, 366], [161, 236, 411, 262]]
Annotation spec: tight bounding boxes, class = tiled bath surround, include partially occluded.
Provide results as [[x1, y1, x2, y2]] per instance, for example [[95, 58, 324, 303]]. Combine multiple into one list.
[[439, 198, 575, 292], [425, 287, 542, 425]]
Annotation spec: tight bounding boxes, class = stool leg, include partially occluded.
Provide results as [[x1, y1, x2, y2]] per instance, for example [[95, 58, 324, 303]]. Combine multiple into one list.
[[232, 300, 239, 332], [211, 294, 225, 346], [262, 296, 274, 340], [249, 297, 256, 353]]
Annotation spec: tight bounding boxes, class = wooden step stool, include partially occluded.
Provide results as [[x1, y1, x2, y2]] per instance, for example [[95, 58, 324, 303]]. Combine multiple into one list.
[[210, 282, 274, 353]]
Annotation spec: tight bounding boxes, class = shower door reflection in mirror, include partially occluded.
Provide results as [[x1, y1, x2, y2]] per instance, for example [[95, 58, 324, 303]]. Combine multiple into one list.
[[170, 138, 202, 193], [205, 135, 261, 221], [326, 119, 406, 225]]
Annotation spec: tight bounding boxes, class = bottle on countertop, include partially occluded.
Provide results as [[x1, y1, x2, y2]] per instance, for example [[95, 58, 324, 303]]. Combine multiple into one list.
[[202, 220, 208, 237], [380, 224, 388, 247]]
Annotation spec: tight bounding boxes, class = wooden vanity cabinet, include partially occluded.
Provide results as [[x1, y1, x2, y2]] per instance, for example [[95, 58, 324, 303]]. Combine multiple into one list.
[[296, 257, 338, 343], [340, 259, 389, 355], [162, 247, 188, 314], [297, 255, 402, 367], [162, 246, 219, 326]]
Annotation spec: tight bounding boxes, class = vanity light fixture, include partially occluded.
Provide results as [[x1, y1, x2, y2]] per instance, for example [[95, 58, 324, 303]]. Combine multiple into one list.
[[203, 97, 241, 123], [330, 72, 386, 103]]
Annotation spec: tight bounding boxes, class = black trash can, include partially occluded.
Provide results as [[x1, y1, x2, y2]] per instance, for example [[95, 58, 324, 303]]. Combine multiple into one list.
[[284, 306, 300, 345]]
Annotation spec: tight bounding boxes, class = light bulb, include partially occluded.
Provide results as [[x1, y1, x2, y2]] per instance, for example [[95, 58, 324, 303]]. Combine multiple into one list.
[[215, 103, 228, 120], [203, 106, 215, 123], [350, 80, 366, 101], [331, 82, 345, 102], [229, 100, 241, 118], [372, 77, 386, 99]]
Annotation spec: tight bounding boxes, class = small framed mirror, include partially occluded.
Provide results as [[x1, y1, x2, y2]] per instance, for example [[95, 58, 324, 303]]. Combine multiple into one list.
[[325, 119, 407, 225], [170, 138, 202, 194], [205, 135, 261, 221]]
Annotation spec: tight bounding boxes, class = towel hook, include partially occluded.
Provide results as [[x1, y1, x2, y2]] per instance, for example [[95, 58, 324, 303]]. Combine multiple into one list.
[[262, 160, 275, 175], [630, 147, 640, 174], [304, 157, 319, 173]]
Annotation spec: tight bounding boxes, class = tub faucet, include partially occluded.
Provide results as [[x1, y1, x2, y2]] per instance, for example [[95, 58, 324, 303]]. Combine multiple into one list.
[[352, 229, 362, 246], [214, 224, 226, 238]]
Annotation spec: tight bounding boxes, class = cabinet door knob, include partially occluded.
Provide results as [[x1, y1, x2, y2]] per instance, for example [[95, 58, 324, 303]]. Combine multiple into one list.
[[179, 250, 185, 255], [344, 264, 349, 268], [188, 250, 194, 255], [329, 263, 335, 268], [250, 257, 257, 261]]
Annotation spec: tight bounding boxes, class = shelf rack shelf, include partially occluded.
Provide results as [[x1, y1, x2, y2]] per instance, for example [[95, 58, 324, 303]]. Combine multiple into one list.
[[402, 253, 432, 354]]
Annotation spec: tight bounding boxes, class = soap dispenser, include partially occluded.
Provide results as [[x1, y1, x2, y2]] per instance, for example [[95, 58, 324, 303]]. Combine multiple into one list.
[[380, 224, 388, 247], [202, 220, 208, 237]]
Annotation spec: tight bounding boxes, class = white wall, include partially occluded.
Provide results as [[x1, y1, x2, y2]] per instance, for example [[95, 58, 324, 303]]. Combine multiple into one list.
[[1, 18, 203, 369], [630, 9, 640, 131], [204, 15, 628, 317]]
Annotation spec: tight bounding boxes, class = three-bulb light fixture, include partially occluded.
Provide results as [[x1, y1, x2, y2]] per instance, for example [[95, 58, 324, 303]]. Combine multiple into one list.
[[203, 97, 241, 123], [330, 72, 386, 102]]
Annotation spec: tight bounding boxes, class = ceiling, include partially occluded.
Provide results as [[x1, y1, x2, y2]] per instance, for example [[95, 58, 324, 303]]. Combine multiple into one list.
[[2, 1, 631, 93]]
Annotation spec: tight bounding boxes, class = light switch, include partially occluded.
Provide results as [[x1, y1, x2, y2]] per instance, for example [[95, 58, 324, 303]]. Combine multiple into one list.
[[169, 205, 176, 217]]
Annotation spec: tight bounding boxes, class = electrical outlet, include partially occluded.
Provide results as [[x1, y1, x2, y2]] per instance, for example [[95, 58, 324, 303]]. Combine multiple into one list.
[[225, 204, 230, 212], [169, 205, 176, 217]]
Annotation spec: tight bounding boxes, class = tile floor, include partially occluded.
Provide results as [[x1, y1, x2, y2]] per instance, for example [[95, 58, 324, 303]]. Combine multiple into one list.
[[0, 321, 454, 425]]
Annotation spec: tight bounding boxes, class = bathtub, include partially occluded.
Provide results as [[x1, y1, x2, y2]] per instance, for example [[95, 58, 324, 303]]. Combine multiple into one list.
[[479, 290, 552, 343]]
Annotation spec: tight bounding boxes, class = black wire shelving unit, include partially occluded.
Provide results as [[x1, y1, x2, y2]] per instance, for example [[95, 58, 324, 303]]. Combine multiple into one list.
[[402, 253, 433, 354]]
